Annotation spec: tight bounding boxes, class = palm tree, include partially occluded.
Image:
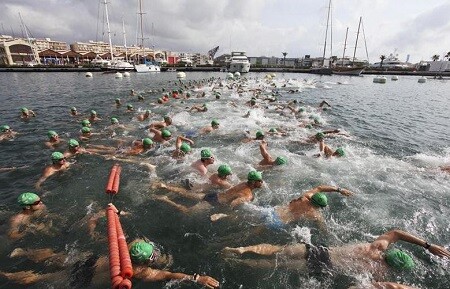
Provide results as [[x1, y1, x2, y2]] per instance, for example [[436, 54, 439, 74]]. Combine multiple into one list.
[[445, 52, 450, 60], [431, 54, 440, 61], [379, 55, 386, 68], [282, 52, 287, 66]]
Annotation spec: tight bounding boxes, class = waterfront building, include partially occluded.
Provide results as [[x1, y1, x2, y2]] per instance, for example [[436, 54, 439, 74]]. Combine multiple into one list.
[[0, 38, 40, 65]]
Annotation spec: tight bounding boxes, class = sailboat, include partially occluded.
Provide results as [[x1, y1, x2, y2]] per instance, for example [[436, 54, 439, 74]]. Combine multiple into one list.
[[332, 17, 368, 76], [134, 0, 160, 73], [103, 0, 134, 71], [310, 0, 333, 75]]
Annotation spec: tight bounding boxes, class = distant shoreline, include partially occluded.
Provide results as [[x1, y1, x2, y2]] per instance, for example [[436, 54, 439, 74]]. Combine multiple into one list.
[[0, 66, 448, 77]]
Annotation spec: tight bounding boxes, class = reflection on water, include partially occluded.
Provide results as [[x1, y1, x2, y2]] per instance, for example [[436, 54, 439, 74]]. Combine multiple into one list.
[[0, 72, 449, 289]]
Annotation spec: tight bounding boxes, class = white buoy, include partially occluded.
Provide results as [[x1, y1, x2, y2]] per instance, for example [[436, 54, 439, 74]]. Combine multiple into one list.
[[373, 76, 387, 83], [234, 71, 241, 78], [115, 72, 123, 78], [176, 72, 186, 79], [123, 71, 130, 77], [418, 76, 427, 83], [226, 72, 234, 80], [270, 73, 277, 77], [391, 75, 399, 81], [85, 72, 93, 77]]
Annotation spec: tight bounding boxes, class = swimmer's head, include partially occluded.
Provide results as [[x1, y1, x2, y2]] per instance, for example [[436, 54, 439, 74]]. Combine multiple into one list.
[[250, 100, 256, 105], [157, 98, 163, 104], [90, 110, 97, 116], [130, 241, 154, 264], [68, 139, 79, 148], [47, 130, 58, 139], [269, 128, 277, 133], [313, 117, 321, 124], [186, 92, 191, 98], [200, 148, 212, 159], [384, 249, 415, 270], [0, 125, 11, 132], [334, 147, 345, 157], [110, 117, 119, 124], [275, 156, 287, 165], [21, 107, 28, 113], [310, 192, 328, 207], [315, 132, 325, 141], [163, 116, 172, 124], [71, 107, 77, 112], [211, 119, 219, 128], [256, 130, 264, 139], [161, 129, 171, 139], [305, 124, 313, 129], [51, 151, 65, 163], [180, 142, 191, 154], [18, 192, 40, 207], [218, 164, 232, 177], [81, 119, 91, 127], [142, 138, 153, 149], [115, 98, 121, 104], [81, 127, 91, 134], [127, 104, 133, 110], [145, 110, 151, 116], [247, 170, 263, 182], [322, 107, 328, 111]]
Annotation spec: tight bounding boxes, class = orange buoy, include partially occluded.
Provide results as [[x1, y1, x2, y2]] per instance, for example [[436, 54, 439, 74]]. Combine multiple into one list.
[[106, 164, 119, 194], [112, 166, 121, 195]]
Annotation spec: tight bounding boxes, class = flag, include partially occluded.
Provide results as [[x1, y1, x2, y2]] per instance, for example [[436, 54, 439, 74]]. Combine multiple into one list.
[[207, 46, 219, 59]]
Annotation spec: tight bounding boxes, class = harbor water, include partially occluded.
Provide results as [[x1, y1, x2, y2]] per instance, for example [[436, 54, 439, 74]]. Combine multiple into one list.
[[0, 72, 449, 289]]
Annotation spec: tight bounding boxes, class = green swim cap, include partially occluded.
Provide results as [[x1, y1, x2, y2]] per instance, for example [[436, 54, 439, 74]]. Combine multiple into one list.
[[0, 125, 10, 132], [385, 249, 415, 270], [186, 92, 191, 97], [81, 119, 90, 127], [115, 98, 121, 103], [90, 110, 97, 115], [269, 128, 277, 133], [47, 130, 58, 138], [21, 107, 28, 113], [218, 164, 232, 177], [311, 192, 328, 207], [248, 170, 263, 182], [313, 117, 321, 124], [335, 147, 345, 157], [316, 132, 325, 140], [17, 192, 40, 207], [322, 107, 328, 111], [163, 116, 171, 123], [142, 138, 153, 148], [306, 124, 313, 129], [145, 110, 151, 115], [161, 129, 171, 138], [256, 130, 264, 139], [127, 104, 133, 109], [250, 100, 256, 105], [275, 156, 287, 165], [82, 127, 91, 133], [111, 117, 119, 124], [71, 107, 77, 111], [51, 151, 64, 161], [157, 98, 163, 103], [211, 119, 219, 127], [299, 107, 305, 112], [129, 241, 154, 264], [201, 149, 212, 159], [180, 142, 191, 153], [68, 139, 79, 148]]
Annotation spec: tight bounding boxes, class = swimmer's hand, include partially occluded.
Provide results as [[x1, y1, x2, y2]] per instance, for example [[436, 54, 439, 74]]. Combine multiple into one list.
[[339, 188, 353, 196], [196, 275, 220, 289], [210, 213, 229, 222], [427, 244, 450, 258]]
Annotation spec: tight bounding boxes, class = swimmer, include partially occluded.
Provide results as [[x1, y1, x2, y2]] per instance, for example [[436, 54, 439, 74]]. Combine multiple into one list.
[[70, 107, 78, 116], [317, 139, 346, 158], [63, 139, 98, 158], [45, 130, 63, 149], [126, 104, 134, 112], [35, 152, 71, 190], [0, 125, 18, 141], [319, 100, 331, 109], [222, 229, 450, 282], [107, 117, 126, 129], [304, 130, 348, 144], [89, 110, 102, 122], [209, 164, 233, 189], [348, 282, 418, 289], [137, 110, 151, 121], [79, 127, 98, 141], [81, 119, 91, 127], [130, 89, 136, 96], [150, 128, 172, 144], [191, 148, 215, 176], [8, 192, 48, 240], [258, 140, 287, 167], [172, 135, 194, 159], [123, 138, 155, 155], [200, 119, 219, 134], [266, 127, 287, 137], [189, 103, 208, 112], [148, 116, 172, 130], [1, 204, 220, 288], [115, 98, 122, 107], [242, 130, 265, 143], [154, 170, 264, 213], [20, 107, 36, 119]]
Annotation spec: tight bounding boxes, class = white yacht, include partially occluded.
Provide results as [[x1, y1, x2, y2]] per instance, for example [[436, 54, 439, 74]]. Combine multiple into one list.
[[228, 52, 250, 73], [370, 53, 413, 70], [135, 61, 161, 73]]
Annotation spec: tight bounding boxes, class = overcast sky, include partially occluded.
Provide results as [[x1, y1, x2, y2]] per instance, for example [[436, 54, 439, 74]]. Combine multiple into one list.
[[2, 0, 450, 63]]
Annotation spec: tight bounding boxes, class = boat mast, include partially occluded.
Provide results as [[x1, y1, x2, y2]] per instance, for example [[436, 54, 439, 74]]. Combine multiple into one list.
[[361, 18, 370, 63], [322, 0, 332, 67], [341, 27, 348, 66], [352, 16, 362, 64], [104, 0, 114, 62], [137, 0, 146, 62], [122, 19, 128, 62], [18, 12, 38, 63]]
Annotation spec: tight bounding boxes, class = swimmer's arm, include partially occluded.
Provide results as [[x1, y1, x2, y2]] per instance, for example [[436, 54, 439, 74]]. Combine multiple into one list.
[[319, 140, 326, 153], [230, 196, 252, 209], [149, 127, 161, 134], [348, 282, 418, 289], [35, 168, 54, 190], [178, 135, 194, 145], [259, 141, 272, 162], [137, 268, 220, 288]]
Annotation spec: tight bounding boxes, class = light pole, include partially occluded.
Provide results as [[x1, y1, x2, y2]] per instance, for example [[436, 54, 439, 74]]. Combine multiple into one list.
[[282, 52, 287, 67]]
